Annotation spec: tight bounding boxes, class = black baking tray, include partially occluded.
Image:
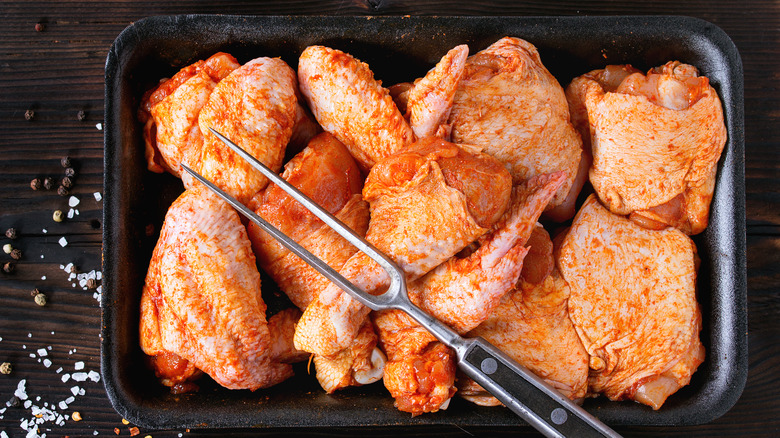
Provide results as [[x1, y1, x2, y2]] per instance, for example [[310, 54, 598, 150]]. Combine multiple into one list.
[[102, 15, 746, 430]]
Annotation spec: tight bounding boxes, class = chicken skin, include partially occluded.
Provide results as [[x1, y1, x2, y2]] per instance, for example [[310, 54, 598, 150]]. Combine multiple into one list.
[[139, 52, 240, 177], [448, 37, 585, 220], [459, 226, 589, 406], [298, 45, 415, 171], [558, 195, 704, 409], [197, 57, 298, 205], [293, 137, 513, 358], [375, 172, 565, 415], [566, 61, 727, 234], [246, 132, 384, 393], [140, 185, 300, 391]]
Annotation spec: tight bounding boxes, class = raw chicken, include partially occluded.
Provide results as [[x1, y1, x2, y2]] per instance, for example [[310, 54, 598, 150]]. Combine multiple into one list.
[[459, 226, 589, 406], [558, 195, 705, 409], [197, 57, 298, 204], [375, 172, 565, 415], [139, 185, 302, 391], [298, 45, 415, 171], [246, 132, 384, 392], [139, 52, 240, 177], [566, 61, 727, 234], [293, 137, 513, 357], [448, 37, 585, 220]]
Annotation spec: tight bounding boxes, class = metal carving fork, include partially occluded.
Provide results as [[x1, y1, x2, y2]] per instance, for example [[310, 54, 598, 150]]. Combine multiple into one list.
[[180, 128, 622, 438]]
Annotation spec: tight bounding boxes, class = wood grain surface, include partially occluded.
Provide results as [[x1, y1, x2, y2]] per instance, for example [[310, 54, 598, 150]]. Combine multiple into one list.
[[0, 1, 778, 437]]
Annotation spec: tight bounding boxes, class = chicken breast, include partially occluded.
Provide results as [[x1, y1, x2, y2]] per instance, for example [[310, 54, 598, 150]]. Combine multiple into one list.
[[140, 52, 240, 177], [566, 61, 727, 234], [197, 57, 298, 204], [558, 195, 705, 409], [298, 45, 415, 171], [448, 37, 584, 218], [139, 185, 296, 391]]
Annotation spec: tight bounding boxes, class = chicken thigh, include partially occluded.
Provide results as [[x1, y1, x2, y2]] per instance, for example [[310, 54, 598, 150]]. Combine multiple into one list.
[[293, 137, 513, 357], [566, 61, 727, 234], [448, 37, 585, 220], [557, 195, 705, 409], [298, 45, 415, 171], [139, 185, 299, 391]]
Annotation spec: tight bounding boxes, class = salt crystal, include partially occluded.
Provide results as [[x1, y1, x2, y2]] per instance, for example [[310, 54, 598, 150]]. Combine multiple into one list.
[[15, 379, 28, 400], [58, 237, 68, 247], [43, 359, 52, 368], [29, 353, 36, 358], [22, 345, 26, 349], [93, 430, 99, 435], [70, 386, 80, 396], [79, 279, 87, 288], [92, 292, 98, 300], [72, 372, 88, 382], [68, 196, 80, 207], [37, 348, 47, 356], [87, 370, 100, 382], [40, 255, 44, 259], [37, 358, 41, 363], [96, 271, 102, 280], [56, 367, 62, 373], [61, 374, 70, 383], [64, 396, 74, 404], [74, 361, 84, 370], [96, 123, 102, 130], [94, 192, 102, 202], [58, 401, 68, 410], [28, 333, 32, 338], [67, 208, 75, 219], [42, 229, 47, 234], [75, 209, 80, 216], [64, 263, 72, 271], [60, 264, 65, 269], [24, 400, 32, 408], [78, 387, 85, 396], [41, 275, 46, 280], [1, 430, 8, 438], [72, 283, 76, 288]]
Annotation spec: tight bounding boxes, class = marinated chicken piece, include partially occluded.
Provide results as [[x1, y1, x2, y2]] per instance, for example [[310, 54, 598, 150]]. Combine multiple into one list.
[[197, 57, 298, 204], [139, 185, 298, 390], [558, 195, 705, 409], [375, 172, 564, 415], [459, 226, 589, 406], [139, 52, 240, 177], [247, 132, 384, 392], [566, 61, 727, 234], [448, 37, 585, 220], [294, 137, 512, 357], [406, 44, 469, 139], [298, 45, 415, 171]]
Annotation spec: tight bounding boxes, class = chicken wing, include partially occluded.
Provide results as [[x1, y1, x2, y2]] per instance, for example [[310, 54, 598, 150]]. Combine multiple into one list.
[[448, 37, 585, 220], [197, 57, 298, 204], [558, 195, 704, 409], [139, 52, 240, 177], [298, 45, 415, 171], [293, 137, 512, 357], [459, 226, 589, 406], [139, 185, 298, 391], [566, 61, 727, 234]]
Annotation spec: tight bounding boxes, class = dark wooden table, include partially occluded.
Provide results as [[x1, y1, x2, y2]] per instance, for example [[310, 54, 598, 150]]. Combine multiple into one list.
[[1, 1, 777, 437]]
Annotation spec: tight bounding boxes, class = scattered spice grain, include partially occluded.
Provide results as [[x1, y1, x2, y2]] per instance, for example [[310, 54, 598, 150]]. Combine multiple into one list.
[[61, 156, 72, 168], [30, 178, 42, 190], [5, 228, 17, 239], [57, 186, 69, 197], [72, 411, 82, 421], [2, 244, 12, 254], [0, 362, 11, 374], [129, 426, 140, 436], [53, 210, 63, 222], [86, 278, 98, 289], [24, 109, 35, 120], [10, 248, 22, 260], [121, 419, 129, 425], [34, 23, 44, 32], [114, 427, 121, 435], [65, 167, 76, 178], [3, 262, 15, 273], [7, 395, 21, 407], [77, 110, 86, 121], [43, 177, 54, 190], [61, 176, 73, 189], [31, 288, 41, 297], [34, 292, 47, 306]]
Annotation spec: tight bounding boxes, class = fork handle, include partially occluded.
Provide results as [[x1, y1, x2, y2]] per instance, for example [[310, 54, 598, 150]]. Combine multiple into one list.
[[458, 337, 622, 438]]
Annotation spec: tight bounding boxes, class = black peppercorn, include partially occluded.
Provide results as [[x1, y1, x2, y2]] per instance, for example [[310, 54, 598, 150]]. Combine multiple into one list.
[[43, 177, 54, 190], [30, 178, 42, 190], [61, 156, 72, 168], [5, 228, 17, 239], [2, 262, 14, 274], [64, 167, 75, 178], [61, 176, 73, 189], [9, 248, 22, 260], [77, 110, 86, 121], [24, 109, 34, 121], [57, 185, 68, 196]]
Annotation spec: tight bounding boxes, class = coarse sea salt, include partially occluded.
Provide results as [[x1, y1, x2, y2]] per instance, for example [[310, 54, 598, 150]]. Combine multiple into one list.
[[94, 192, 102, 202], [58, 237, 68, 247], [15, 379, 28, 400], [67, 208, 75, 219], [37, 348, 47, 357], [87, 370, 100, 382], [42, 228, 47, 234], [43, 359, 52, 368], [68, 196, 80, 207], [72, 372, 88, 382], [61, 374, 70, 383], [96, 123, 102, 130], [74, 361, 84, 370]]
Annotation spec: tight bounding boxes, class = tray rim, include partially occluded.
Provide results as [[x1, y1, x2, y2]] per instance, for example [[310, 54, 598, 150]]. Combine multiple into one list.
[[101, 13, 747, 430]]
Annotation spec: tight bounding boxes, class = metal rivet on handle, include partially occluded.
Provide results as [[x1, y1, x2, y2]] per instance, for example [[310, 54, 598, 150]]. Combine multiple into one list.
[[480, 358, 498, 374], [551, 408, 568, 425]]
